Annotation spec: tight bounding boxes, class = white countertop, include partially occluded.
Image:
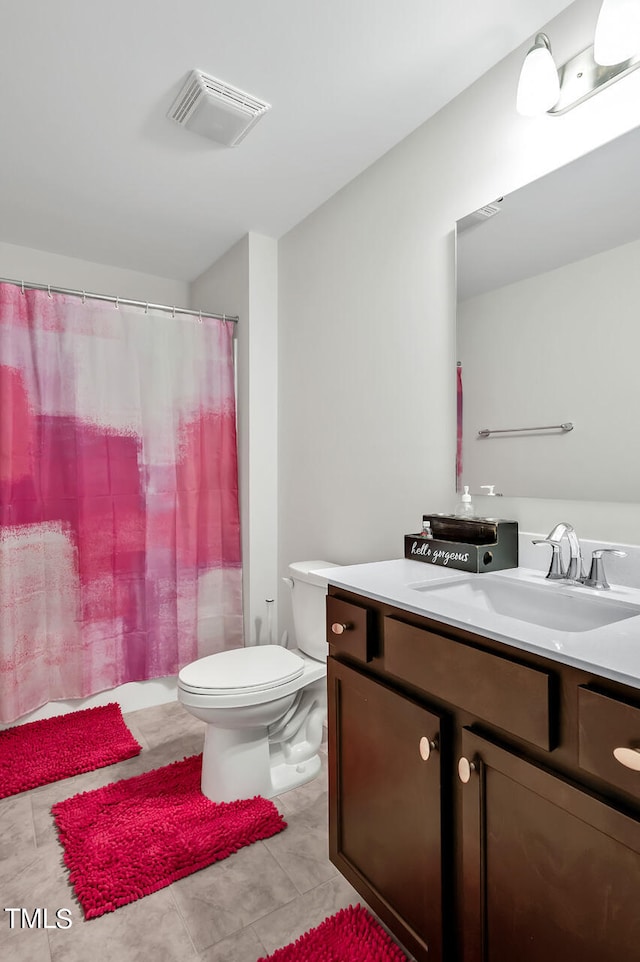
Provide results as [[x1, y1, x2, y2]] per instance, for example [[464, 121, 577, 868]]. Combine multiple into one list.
[[320, 558, 640, 691]]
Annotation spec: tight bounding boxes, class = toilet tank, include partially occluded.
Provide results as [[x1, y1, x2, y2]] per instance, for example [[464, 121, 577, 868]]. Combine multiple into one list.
[[287, 560, 339, 661]]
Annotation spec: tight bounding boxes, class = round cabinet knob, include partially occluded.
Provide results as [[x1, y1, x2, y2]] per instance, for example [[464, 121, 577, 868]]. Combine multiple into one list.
[[331, 623, 351, 635], [613, 747, 640, 771], [419, 735, 439, 761], [458, 756, 477, 783]]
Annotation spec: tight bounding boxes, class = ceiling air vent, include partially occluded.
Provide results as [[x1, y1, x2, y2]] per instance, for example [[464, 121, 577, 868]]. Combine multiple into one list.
[[457, 197, 504, 234], [168, 70, 271, 147]]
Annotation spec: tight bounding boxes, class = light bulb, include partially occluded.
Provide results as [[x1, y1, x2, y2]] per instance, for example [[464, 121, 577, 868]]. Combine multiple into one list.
[[594, 0, 640, 65], [516, 34, 560, 116]]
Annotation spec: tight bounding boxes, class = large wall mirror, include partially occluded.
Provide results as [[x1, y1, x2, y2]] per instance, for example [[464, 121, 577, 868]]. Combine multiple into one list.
[[456, 124, 640, 503]]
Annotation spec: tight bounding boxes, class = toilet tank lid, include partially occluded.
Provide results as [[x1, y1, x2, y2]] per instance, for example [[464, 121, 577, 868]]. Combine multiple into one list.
[[288, 560, 340, 587]]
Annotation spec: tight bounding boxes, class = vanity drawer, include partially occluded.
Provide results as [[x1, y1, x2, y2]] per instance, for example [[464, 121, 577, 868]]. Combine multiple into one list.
[[384, 617, 554, 750], [326, 596, 373, 662], [579, 687, 640, 800]]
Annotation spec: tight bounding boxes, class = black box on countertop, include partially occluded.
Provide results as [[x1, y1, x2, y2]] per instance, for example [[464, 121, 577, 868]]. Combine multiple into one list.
[[404, 514, 518, 573]]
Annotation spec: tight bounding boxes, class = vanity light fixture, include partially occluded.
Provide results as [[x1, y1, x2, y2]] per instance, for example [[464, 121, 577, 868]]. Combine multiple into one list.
[[517, 0, 640, 116], [594, 0, 640, 64], [516, 34, 561, 116]]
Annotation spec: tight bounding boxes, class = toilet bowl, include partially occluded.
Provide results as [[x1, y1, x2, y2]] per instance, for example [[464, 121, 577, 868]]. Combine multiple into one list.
[[177, 560, 337, 802]]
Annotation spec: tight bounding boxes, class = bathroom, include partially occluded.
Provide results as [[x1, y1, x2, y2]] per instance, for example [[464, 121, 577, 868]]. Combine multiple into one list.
[[2, 0, 640, 959]]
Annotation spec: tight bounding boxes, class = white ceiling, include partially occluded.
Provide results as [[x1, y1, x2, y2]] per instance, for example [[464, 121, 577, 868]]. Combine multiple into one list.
[[0, 1, 575, 282]]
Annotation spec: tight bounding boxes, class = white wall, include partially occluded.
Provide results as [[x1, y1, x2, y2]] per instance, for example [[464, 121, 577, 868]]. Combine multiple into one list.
[[277, 0, 640, 641], [191, 233, 279, 646], [0, 240, 188, 304]]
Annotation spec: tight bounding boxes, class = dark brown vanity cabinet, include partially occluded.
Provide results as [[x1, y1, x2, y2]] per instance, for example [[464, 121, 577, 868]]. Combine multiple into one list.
[[460, 728, 640, 962], [326, 588, 640, 962], [328, 656, 447, 962]]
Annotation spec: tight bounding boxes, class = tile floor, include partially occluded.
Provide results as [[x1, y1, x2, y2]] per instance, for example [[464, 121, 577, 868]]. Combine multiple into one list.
[[0, 700, 410, 962]]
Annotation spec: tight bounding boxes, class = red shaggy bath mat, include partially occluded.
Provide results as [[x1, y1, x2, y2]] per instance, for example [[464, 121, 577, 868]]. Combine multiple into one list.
[[257, 905, 409, 961], [0, 703, 141, 799], [52, 753, 287, 919]]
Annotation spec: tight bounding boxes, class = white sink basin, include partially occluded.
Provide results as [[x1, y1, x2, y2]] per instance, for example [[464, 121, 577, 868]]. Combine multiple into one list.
[[410, 575, 640, 633]]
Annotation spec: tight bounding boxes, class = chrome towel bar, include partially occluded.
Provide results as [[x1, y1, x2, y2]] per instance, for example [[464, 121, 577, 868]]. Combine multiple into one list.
[[478, 422, 573, 438]]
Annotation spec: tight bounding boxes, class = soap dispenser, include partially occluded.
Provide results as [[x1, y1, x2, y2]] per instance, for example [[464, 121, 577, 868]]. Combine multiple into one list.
[[421, 519, 434, 539], [455, 485, 474, 517]]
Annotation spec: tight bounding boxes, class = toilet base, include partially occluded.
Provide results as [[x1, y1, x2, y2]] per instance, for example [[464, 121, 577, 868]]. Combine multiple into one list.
[[270, 753, 322, 794], [199, 719, 324, 803], [200, 723, 271, 802]]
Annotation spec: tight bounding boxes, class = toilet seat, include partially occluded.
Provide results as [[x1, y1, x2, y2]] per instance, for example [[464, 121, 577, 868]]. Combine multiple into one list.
[[178, 645, 305, 696]]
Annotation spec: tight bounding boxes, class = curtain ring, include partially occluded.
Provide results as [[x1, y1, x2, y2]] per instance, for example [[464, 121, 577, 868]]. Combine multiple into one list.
[[198, 310, 202, 324], [21, 280, 25, 295], [172, 306, 176, 318], [82, 290, 86, 304], [115, 296, 119, 310], [47, 284, 52, 299], [145, 303, 149, 314], [223, 313, 226, 322]]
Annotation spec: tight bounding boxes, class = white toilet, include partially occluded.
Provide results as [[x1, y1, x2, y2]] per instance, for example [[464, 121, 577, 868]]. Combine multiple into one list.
[[177, 561, 337, 803]]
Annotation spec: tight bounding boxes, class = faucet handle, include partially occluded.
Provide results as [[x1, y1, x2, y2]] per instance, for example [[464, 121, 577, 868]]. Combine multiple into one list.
[[532, 538, 566, 580], [584, 548, 627, 590]]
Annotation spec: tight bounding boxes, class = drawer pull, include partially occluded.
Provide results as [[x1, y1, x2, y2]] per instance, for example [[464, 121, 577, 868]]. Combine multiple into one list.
[[419, 735, 439, 761], [458, 756, 478, 783], [613, 747, 640, 771], [331, 623, 351, 635]]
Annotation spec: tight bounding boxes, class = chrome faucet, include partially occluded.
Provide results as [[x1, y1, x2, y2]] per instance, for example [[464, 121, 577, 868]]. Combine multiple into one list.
[[583, 548, 627, 590], [533, 524, 628, 589], [532, 522, 586, 582]]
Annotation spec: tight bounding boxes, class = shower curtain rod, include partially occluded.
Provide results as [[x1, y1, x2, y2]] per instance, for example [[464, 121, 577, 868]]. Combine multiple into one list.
[[0, 275, 239, 324]]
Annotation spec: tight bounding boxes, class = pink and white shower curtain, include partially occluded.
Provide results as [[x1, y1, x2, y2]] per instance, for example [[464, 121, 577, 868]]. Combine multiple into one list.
[[0, 283, 242, 723]]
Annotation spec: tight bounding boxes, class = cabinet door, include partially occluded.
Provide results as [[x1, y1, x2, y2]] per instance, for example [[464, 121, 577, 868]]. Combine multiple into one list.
[[328, 657, 446, 962], [459, 729, 640, 962]]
